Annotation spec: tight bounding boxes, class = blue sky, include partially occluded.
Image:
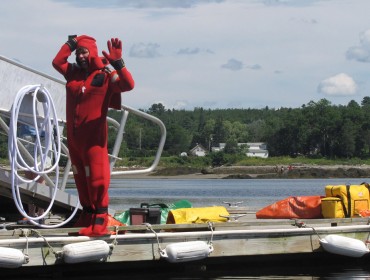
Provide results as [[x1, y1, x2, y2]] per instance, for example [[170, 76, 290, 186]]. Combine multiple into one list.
[[1, 0, 370, 110]]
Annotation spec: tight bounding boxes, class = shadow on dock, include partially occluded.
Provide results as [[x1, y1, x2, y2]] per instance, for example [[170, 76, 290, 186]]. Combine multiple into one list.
[[3, 252, 370, 279]]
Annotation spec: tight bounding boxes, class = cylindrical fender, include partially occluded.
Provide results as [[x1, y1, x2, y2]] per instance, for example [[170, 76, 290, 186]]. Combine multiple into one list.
[[63, 240, 110, 263]]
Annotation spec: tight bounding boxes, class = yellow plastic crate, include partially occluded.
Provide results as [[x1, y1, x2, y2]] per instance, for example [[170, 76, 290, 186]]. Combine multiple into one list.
[[321, 197, 345, 218]]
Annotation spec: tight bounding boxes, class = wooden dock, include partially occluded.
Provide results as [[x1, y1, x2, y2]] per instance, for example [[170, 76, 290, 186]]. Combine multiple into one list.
[[1, 213, 370, 277]]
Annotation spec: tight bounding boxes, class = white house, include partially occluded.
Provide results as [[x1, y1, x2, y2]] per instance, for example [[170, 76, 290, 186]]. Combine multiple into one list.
[[244, 142, 269, 158], [189, 144, 208, 157], [211, 142, 269, 158], [211, 143, 225, 153]]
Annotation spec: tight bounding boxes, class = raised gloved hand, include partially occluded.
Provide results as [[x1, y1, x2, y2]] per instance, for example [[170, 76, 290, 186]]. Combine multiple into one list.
[[66, 35, 95, 51], [102, 38, 125, 70]]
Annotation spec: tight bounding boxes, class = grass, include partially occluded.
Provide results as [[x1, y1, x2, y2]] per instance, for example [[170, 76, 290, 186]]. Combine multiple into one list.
[[113, 155, 370, 176], [235, 156, 370, 166]]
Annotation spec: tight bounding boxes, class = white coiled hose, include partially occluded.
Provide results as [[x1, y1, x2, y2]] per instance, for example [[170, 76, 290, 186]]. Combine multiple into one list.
[[8, 84, 79, 228]]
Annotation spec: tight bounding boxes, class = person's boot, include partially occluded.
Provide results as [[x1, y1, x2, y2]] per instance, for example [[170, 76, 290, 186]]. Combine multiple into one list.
[[79, 208, 109, 237], [74, 207, 93, 228], [68, 207, 93, 236], [91, 212, 109, 236]]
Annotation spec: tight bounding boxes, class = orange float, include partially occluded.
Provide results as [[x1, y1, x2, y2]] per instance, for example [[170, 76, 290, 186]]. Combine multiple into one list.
[[256, 195, 323, 219]]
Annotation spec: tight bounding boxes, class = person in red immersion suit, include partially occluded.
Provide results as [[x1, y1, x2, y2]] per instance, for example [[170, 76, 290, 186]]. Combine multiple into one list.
[[52, 35, 134, 236]]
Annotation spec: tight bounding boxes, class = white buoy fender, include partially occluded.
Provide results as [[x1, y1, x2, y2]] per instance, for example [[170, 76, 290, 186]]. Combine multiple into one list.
[[63, 240, 110, 264], [160, 241, 213, 263], [0, 247, 28, 268], [320, 234, 369, 258]]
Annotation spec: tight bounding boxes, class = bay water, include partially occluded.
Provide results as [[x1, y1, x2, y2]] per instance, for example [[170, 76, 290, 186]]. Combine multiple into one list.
[[107, 177, 368, 211]]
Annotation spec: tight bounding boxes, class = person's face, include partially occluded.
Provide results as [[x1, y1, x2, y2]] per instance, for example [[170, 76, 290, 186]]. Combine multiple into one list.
[[76, 48, 89, 70]]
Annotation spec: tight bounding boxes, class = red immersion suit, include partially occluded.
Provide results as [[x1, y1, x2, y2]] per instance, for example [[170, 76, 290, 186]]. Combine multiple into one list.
[[52, 36, 134, 236]]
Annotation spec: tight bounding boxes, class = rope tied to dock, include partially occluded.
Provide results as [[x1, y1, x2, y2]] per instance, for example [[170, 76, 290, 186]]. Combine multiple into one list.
[[23, 229, 30, 264], [109, 226, 120, 251], [27, 229, 59, 259], [144, 223, 163, 253], [292, 220, 323, 240], [208, 221, 214, 246]]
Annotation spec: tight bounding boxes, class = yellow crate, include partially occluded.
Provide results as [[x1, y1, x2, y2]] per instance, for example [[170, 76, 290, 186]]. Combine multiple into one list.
[[321, 197, 345, 218]]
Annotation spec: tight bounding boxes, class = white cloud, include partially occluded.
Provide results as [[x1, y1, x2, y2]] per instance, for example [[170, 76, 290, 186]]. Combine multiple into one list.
[[172, 100, 189, 109], [176, 47, 215, 55], [221, 58, 243, 71], [129, 43, 161, 58], [177, 48, 200, 55], [346, 29, 370, 63], [318, 73, 358, 96], [247, 64, 262, 70]]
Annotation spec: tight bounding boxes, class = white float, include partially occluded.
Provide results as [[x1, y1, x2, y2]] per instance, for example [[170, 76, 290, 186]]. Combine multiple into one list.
[[0, 247, 28, 268], [320, 234, 369, 258], [160, 241, 213, 263], [62, 240, 111, 263]]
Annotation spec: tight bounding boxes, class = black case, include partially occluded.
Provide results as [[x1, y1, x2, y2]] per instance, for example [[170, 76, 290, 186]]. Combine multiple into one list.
[[129, 203, 161, 225]]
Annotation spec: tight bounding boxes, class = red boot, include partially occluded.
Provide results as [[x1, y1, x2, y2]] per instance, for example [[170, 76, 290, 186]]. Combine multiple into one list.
[[74, 207, 93, 228], [91, 212, 109, 236], [79, 209, 109, 237], [68, 207, 93, 236], [78, 224, 93, 236]]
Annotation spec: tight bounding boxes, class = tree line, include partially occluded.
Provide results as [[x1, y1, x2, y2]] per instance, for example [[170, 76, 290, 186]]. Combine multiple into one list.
[[108, 97, 370, 159], [1, 97, 370, 161]]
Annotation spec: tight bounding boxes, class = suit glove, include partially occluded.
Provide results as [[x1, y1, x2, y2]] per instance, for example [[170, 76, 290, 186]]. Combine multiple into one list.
[[66, 35, 95, 51], [102, 38, 125, 70]]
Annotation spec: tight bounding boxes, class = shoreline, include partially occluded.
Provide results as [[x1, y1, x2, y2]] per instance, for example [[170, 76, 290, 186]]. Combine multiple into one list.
[[111, 164, 370, 180], [111, 172, 227, 180], [4, 164, 370, 180]]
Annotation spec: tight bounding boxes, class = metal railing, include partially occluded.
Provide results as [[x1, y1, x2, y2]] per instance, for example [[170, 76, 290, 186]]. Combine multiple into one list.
[[109, 104, 166, 175], [0, 103, 166, 191]]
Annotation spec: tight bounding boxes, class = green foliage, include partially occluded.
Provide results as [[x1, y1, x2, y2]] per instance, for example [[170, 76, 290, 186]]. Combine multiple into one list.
[[236, 155, 370, 166], [224, 139, 239, 154], [159, 155, 211, 167], [105, 98, 370, 161], [4, 97, 370, 165], [210, 152, 227, 167]]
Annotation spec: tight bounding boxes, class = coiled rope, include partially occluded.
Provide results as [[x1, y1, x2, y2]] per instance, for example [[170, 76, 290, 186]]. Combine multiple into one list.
[[8, 84, 79, 228]]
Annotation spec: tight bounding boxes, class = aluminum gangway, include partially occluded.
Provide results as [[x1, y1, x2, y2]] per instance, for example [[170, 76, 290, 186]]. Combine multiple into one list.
[[0, 55, 166, 216]]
